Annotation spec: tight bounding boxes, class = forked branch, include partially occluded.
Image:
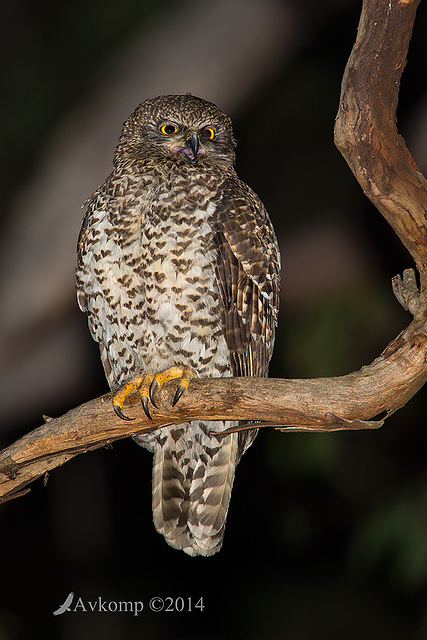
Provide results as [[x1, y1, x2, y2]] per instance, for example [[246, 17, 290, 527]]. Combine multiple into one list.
[[1, 0, 427, 504]]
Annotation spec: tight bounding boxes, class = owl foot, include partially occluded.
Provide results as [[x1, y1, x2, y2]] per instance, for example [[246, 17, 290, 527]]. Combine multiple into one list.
[[112, 366, 196, 421]]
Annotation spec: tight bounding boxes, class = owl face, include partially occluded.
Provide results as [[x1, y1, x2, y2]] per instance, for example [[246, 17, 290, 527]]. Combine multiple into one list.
[[115, 94, 236, 168]]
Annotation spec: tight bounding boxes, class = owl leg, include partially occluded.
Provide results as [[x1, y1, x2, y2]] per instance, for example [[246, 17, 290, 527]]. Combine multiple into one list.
[[112, 366, 196, 421]]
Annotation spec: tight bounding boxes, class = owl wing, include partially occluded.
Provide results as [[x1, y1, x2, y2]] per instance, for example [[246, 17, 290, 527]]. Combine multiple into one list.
[[75, 181, 118, 387], [213, 176, 281, 379]]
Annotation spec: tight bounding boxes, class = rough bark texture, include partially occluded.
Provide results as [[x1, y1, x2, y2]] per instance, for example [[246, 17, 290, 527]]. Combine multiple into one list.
[[334, 0, 427, 286], [1, 0, 427, 504]]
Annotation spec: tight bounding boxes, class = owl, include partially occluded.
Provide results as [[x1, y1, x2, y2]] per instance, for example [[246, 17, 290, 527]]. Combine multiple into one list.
[[76, 94, 280, 556]]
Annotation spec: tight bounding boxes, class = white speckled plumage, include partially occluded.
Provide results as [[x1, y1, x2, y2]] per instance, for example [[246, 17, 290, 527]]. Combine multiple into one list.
[[76, 94, 280, 556]]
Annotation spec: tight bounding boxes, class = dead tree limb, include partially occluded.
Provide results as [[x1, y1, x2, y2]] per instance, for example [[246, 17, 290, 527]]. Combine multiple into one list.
[[1, 0, 427, 504], [335, 0, 427, 288]]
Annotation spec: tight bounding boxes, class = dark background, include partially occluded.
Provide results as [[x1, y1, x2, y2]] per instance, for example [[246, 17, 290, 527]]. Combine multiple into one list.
[[1, 0, 427, 638]]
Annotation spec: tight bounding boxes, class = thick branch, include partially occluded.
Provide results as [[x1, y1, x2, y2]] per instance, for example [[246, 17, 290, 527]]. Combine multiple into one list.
[[2, 0, 427, 505], [2, 311, 427, 503], [334, 0, 427, 286]]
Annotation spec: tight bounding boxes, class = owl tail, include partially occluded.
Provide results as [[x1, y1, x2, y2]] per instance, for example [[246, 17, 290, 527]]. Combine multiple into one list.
[[151, 424, 239, 556]]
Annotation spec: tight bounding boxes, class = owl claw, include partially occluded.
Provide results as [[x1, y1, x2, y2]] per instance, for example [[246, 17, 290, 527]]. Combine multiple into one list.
[[149, 379, 159, 408], [172, 384, 186, 406], [113, 404, 135, 421], [112, 376, 144, 421], [140, 394, 152, 420], [149, 365, 196, 408]]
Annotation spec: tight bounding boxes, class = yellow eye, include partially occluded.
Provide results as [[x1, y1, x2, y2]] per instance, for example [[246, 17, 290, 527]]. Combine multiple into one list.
[[160, 123, 178, 135], [201, 127, 215, 140]]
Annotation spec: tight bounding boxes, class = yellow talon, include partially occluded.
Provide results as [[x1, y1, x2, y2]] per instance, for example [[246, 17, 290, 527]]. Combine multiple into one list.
[[150, 366, 196, 407], [139, 373, 155, 418], [112, 376, 144, 421], [173, 367, 196, 405]]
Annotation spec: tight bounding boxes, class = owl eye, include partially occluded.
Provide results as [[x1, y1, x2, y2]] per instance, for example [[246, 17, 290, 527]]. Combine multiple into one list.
[[160, 123, 178, 135], [201, 127, 215, 140]]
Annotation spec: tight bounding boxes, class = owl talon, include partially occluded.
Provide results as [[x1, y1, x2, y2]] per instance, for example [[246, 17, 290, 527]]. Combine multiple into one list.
[[113, 404, 135, 421], [172, 384, 186, 406], [172, 367, 196, 405], [113, 376, 144, 421], [141, 394, 152, 420], [149, 379, 159, 408], [147, 365, 197, 408]]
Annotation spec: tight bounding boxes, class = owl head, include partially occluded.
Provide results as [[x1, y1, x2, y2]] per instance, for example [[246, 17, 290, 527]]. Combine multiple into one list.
[[114, 94, 236, 168]]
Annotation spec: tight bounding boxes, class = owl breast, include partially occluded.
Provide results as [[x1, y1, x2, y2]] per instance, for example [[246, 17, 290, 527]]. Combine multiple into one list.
[[78, 172, 232, 391]]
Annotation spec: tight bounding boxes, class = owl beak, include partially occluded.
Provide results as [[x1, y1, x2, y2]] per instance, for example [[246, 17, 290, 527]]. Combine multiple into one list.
[[183, 132, 200, 163]]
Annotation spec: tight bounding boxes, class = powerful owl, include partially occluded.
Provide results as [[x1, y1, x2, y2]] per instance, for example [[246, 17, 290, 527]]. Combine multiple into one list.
[[76, 94, 280, 556]]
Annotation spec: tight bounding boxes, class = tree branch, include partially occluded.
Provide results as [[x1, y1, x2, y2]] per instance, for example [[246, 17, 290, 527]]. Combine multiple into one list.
[[334, 0, 427, 284], [2, 0, 427, 504]]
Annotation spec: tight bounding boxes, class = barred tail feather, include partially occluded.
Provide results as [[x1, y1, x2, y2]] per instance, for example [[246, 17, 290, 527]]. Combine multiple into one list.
[[151, 449, 189, 538], [151, 423, 239, 557]]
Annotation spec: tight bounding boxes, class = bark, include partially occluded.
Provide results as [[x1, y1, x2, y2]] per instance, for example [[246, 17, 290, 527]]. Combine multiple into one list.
[[1, 0, 426, 504]]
